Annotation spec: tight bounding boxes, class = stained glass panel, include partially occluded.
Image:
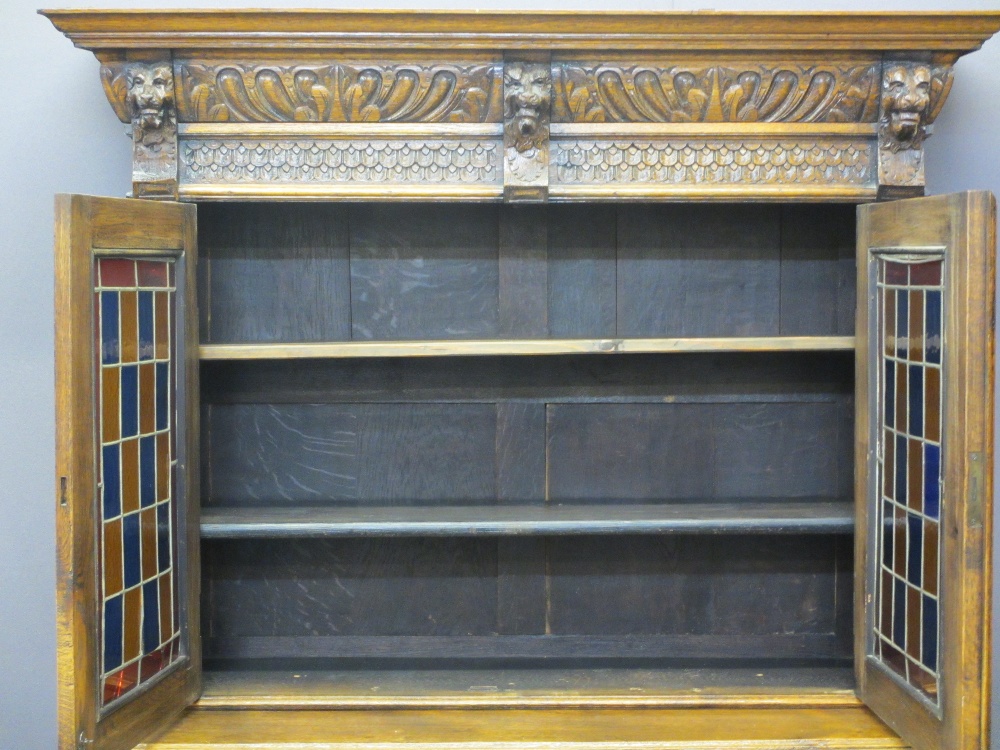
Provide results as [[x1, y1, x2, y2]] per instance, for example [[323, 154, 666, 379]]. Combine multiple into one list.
[[873, 257, 943, 704], [95, 257, 181, 707]]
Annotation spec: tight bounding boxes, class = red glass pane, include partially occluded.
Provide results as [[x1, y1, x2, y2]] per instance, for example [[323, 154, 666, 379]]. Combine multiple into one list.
[[137, 260, 169, 287], [100, 258, 136, 288], [885, 262, 908, 284], [910, 260, 942, 286]]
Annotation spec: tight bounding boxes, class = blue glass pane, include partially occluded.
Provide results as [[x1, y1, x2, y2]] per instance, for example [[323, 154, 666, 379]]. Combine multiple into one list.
[[923, 593, 938, 671], [103, 594, 123, 672], [102, 444, 121, 519], [101, 292, 119, 365], [882, 500, 893, 567], [157, 502, 170, 572], [897, 292, 909, 358], [895, 434, 907, 503], [139, 436, 155, 508], [924, 444, 940, 520], [155, 363, 168, 431], [907, 514, 923, 586], [884, 360, 895, 425], [138, 291, 154, 361], [926, 290, 942, 364], [120, 365, 138, 438], [893, 577, 906, 648], [142, 579, 160, 652], [122, 513, 141, 588], [908, 366, 923, 437]]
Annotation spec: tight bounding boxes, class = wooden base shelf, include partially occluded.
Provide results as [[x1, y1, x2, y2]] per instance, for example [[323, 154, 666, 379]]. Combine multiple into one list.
[[199, 337, 856, 361], [140, 706, 904, 750], [198, 667, 858, 710], [200, 501, 854, 539]]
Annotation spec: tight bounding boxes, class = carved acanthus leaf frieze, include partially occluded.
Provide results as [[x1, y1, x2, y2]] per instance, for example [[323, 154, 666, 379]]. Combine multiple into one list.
[[176, 63, 503, 123], [181, 139, 500, 184], [552, 63, 880, 124], [552, 139, 873, 186]]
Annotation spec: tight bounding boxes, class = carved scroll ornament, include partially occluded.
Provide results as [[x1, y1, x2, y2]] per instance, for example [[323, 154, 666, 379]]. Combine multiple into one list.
[[877, 62, 953, 188], [176, 63, 503, 123], [553, 63, 880, 123]]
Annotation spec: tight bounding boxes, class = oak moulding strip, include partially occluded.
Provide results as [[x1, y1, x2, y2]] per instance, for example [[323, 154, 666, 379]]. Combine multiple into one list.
[[178, 185, 503, 201], [550, 123, 877, 138], [40, 11, 1000, 53], [179, 123, 503, 138], [548, 185, 877, 202], [198, 336, 856, 360]]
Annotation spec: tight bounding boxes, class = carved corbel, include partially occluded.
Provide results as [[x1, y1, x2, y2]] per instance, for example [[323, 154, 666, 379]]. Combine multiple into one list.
[[877, 60, 953, 196], [100, 59, 178, 199], [503, 58, 552, 202]]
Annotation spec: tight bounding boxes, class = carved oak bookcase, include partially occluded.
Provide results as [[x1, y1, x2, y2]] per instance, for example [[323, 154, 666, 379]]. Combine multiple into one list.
[[44, 10, 1000, 750]]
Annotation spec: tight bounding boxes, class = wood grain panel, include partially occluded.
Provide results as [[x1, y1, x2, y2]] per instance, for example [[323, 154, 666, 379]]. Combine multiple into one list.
[[198, 203, 351, 343], [205, 403, 498, 506], [547, 535, 843, 644], [202, 538, 499, 641], [547, 205, 617, 338], [350, 204, 500, 340], [779, 204, 857, 336], [546, 401, 849, 502], [616, 204, 781, 337]]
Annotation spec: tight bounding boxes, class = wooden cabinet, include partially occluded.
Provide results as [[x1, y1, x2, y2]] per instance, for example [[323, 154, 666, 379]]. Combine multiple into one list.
[[44, 10, 1000, 750]]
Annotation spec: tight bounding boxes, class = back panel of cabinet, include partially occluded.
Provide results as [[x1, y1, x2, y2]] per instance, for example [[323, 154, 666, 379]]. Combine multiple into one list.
[[197, 203, 856, 343]]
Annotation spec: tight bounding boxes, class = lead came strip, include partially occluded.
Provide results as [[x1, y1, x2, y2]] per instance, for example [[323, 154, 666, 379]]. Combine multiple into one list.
[[873, 257, 943, 703], [95, 257, 181, 707]]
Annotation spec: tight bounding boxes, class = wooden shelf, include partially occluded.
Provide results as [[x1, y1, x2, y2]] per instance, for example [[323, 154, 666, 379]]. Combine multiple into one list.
[[199, 336, 856, 361], [198, 666, 858, 709], [200, 500, 854, 539], [138, 705, 905, 750]]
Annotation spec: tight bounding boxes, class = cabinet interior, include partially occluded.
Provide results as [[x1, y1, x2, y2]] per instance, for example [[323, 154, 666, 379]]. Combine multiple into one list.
[[195, 201, 859, 705]]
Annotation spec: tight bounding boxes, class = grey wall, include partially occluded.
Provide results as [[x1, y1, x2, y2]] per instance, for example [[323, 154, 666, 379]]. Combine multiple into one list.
[[1, 1, 998, 749]]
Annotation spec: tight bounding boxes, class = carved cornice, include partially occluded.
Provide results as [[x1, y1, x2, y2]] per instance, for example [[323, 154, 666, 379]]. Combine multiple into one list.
[[52, 11, 998, 202], [552, 63, 880, 124], [42, 11, 1000, 53], [176, 62, 502, 123]]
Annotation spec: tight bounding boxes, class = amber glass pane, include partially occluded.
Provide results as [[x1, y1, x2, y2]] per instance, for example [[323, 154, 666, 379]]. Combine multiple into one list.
[[95, 257, 182, 708], [873, 257, 943, 704]]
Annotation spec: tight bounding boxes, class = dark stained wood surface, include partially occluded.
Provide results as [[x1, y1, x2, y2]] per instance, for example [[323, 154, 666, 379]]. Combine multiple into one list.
[[616, 204, 781, 337], [350, 204, 500, 340], [198, 203, 351, 344], [197, 204, 857, 344]]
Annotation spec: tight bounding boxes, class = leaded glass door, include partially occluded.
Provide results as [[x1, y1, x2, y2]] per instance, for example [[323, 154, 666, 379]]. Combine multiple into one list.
[[856, 192, 995, 750], [55, 195, 200, 750]]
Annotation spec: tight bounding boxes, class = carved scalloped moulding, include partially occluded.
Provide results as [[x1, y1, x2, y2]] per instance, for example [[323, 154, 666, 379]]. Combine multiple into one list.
[[552, 63, 881, 124], [180, 139, 501, 184], [551, 140, 874, 185], [176, 62, 504, 123]]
